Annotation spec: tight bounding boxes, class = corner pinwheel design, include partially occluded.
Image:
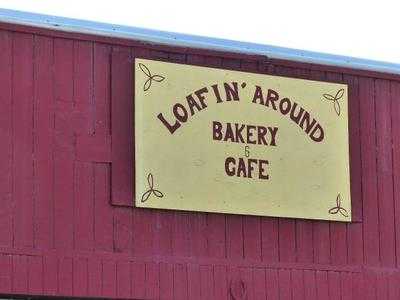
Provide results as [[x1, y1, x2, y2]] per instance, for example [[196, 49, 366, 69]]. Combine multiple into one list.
[[328, 193, 349, 218], [141, 173, 164, 203], [322, 88, 344, 116], [138, 63, 165, 91]]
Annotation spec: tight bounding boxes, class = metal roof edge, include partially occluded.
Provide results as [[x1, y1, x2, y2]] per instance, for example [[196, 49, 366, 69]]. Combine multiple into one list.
[[0, 8, 399, 75]]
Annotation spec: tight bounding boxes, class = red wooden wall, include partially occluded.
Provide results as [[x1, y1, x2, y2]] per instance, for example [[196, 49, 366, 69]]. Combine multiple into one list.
[[0, 21, 400, 299]]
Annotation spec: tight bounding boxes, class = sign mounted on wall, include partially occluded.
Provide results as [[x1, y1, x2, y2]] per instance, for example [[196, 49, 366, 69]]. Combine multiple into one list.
[[134, 58, 351, 222]]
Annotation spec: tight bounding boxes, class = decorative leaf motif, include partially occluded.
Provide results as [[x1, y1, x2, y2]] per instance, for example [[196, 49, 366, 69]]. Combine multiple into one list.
[[143, 78, 152, 92], [328, 193, 349, 218], [138, 63, 165, 91], [323, 88, 345, 116], [152, 75, 165, 82], [335, 88, 344, 99], [141, 172, 164, 203], [139, 63, 152, 78], [323, 93, 335, 101], [147, 173, 153, 187], [334, 100, 341, 116]]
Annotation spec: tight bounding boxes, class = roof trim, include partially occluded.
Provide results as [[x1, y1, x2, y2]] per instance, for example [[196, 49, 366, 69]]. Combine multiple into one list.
[[0, 8, 399, 75]]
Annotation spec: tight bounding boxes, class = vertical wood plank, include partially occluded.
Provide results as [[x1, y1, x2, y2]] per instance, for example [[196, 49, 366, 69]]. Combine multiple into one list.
[[375, 79, 395, 267], [73, 40, 94, 135], [315, 271, 329, 300], [200, 265, 213, 299], [345, 74, 363, 221], [12, 255, 28, 294], [292, 269, 305, 300], [343, 74, 364, 265], [94, 163, 113, 251], [153, 211, 173, 256], [102, 260, 117, 298], [116, 260, 131, 299], [376, 274, 389, 300], [172, 212, 190, 257], [303, 270, 317, 300], [54, 150, 74, 250], [93, 42, 111, 137], [261, 218, 279, 262], [391, 81, 400, 268], [73, 258, 88, 297], [189, 213, 208, 257], [240, 267, 255, 300], [73, 41, 95, 252], [111, 47, 134, 206], [253, 268, 266, 300], [227, 266, 241, 300], [340, 272, 353, 300], [296, 220, 314, 263], [159, 262, 174, 300], [43, 255, 57, 296], [278, 269, 292, 300], [53, 38, 74, 251], [226, 215, 244, 259], [91, 42, 113, 253], [58, 257, 73, 296], [33, 35, 55, 250], [0, 254, 12, 294], [388, 272, 400, 300], [87, 257, 102, 298], [330, 221, 348, 265], [327, 271, 341, 300], [111, 47, 133, 256], [364, 273, 377, 300], [266, 268, 279, 300], [145, 262, 159, 300], [132, 207, 154, 256], [213, 265, 228, 300], [13, 32, 34, 249], [222, 57, 241, 70], [93, 42, 113, 251], [113, 207, 132, 253], [279, 219, 297, 262], [187, 264, 201, 300], [243, 216, 262, 261], [359, 77, 380, 266], [28, 256, 43, 295], [174, 263, 188, 300], [74, 161, 94, 251], [351, 272, 364, 300], [131, 261, 146, 299], [0, 31, 13, 248], [207, 213, 226, 258]]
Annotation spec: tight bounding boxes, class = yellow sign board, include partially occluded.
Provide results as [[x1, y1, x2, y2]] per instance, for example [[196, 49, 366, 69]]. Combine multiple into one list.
[[134, 58, 351, 222]]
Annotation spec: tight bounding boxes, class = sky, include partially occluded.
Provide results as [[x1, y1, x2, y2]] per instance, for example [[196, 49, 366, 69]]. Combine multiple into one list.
[[0, 0, 399, 64]]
